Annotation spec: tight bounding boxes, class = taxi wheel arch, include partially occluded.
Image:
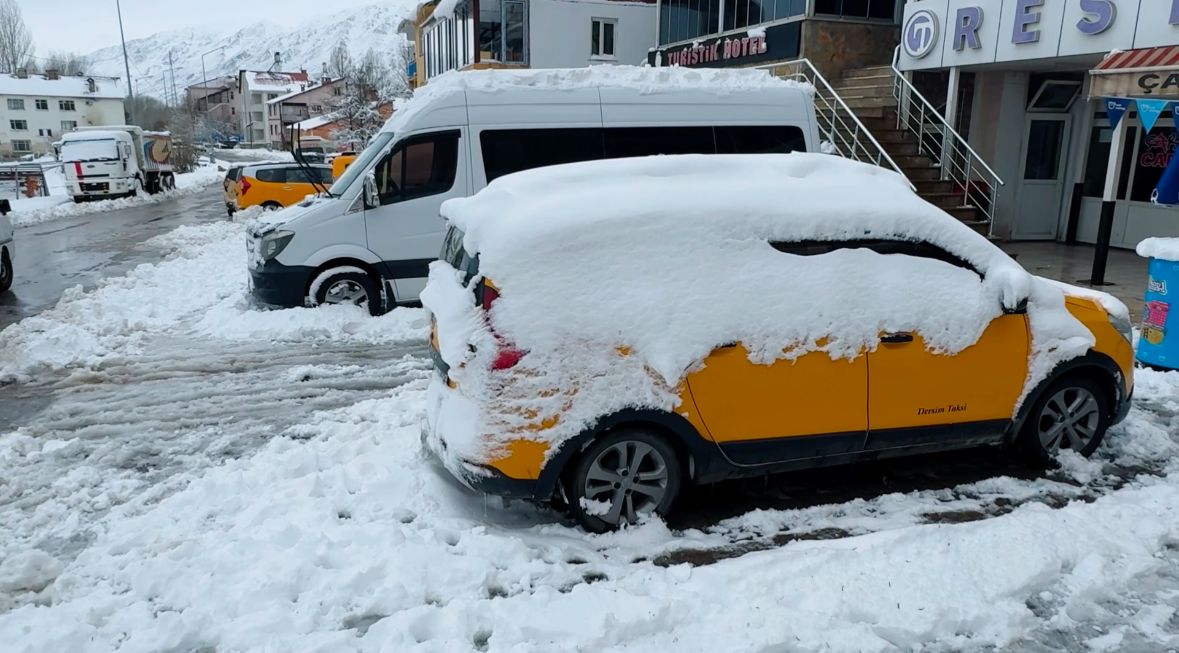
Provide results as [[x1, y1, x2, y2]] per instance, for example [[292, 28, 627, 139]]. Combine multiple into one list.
[[305, 259, 387, 316], [1012, 357, 1122, 467]]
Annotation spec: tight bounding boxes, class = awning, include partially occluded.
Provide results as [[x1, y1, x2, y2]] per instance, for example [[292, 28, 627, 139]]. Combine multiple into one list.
[[1090, 46, 1179, 99]]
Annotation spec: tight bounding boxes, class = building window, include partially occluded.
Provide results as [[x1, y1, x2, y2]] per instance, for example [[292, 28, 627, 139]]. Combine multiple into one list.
[[12, 139, 31, 152], [35, 99, 48, 110], [592, 19, 617, 58], [6, 98, 23, 110], [61, 120, 77, 132], [659, 0, 720, 45], [59, 100, 75, 111], [813, 0, 898, 20], [1130, 127, 1177, 202], [10, 120, 27, 131]]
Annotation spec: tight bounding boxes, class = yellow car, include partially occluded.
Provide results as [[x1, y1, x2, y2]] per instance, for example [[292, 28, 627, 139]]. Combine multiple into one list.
[[223, 165, 242, 216], [331, 152, 357, 180], [422, 154, 1134, 532], [237, 163, 333, 211]]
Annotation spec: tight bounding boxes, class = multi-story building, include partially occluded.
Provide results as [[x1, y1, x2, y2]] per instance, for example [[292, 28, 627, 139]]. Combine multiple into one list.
[[0, 71, 125, 158], [237, 70, 311, 147], [265, 77, 346, 149], [186, 75, 238, 141], [418, 0, 657, 82]]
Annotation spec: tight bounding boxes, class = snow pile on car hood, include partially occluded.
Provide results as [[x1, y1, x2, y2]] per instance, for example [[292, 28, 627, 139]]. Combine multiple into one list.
[[425, 154, 1096, 462]]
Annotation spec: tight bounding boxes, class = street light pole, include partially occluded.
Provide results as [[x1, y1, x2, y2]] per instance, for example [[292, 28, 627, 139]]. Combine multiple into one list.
[[199, 46, 226, 150], [116, 0, 135, 124]]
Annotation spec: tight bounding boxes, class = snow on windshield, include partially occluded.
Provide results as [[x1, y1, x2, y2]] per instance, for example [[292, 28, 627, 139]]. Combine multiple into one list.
[[61, 139, 118, 162], [423, 153, 1097, 465]]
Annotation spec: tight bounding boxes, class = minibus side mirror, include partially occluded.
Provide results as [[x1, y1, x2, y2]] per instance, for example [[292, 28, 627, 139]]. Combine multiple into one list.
[[363, 170, 379, 209]]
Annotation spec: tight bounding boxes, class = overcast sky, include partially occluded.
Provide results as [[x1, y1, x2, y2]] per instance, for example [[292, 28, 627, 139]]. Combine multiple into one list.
[[17, 0, 383, 54]]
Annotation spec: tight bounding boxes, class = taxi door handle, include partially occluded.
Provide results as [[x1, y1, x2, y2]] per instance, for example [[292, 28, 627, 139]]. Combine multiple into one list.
[[880, 333, 914, 344]]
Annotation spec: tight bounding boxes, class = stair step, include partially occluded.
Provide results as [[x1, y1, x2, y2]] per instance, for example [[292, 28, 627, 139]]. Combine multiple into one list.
[[842, 65, 894, 79], [913, 179, 956, 195], [830, 82, 895, 98], [900, 166, 942, 181], [841, 96, 898, 110], [891, 154, 935, 168], [922, 192, 975, 209]]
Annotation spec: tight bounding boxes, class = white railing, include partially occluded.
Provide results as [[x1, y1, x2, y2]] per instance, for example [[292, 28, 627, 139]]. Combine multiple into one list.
[[755, 59, 911, 189], [890, 47, 1004, 227]]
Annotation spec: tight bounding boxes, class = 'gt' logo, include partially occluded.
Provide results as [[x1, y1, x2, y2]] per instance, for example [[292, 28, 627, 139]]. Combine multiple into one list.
[[904, 10, 939, 60]]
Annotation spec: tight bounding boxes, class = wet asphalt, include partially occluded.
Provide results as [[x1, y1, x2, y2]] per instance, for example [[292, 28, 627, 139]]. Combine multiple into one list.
[[0, 185, 227, 331]]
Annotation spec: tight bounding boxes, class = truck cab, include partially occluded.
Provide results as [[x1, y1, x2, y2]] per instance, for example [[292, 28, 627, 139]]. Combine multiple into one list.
[[61, 130, 142, 202]]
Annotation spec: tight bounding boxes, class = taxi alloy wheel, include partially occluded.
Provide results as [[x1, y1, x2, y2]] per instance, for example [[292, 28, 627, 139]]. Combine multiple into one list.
[[568, 429, 682, 533], [1021, 376, 1110, 466]]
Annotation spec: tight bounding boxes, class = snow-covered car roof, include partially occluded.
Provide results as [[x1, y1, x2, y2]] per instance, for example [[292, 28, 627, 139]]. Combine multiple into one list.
[[60, 130, 129, 142], [382, 66, 814, 137], [445, 152, 1021, 282]]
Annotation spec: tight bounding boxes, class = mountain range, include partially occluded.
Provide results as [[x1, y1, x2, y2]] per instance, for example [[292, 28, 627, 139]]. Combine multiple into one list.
[[84, 2, 415, 102]]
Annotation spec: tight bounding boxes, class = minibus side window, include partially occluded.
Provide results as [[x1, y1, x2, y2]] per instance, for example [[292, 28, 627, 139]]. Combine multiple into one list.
[[372, 131, 460, 205]]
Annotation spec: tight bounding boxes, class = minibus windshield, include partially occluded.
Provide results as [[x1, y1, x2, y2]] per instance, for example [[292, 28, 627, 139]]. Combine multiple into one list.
[[329, 132, 394, 197]]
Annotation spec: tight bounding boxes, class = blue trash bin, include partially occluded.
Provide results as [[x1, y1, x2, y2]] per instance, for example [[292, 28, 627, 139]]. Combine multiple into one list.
[[1137, 256, 1179, 370]]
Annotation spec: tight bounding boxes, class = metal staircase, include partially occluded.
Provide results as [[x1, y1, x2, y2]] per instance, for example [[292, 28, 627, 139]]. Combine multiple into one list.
[[757, 56, 1003, 235]]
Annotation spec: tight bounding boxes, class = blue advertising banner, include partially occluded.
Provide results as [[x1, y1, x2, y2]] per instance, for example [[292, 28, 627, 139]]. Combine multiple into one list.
[[1137, 99, 1172, 134], [1105, 97, 1131, 129]]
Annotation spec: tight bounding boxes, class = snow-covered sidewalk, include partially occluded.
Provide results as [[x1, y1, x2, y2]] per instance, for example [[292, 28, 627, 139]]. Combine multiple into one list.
[[8, 158, 230, 228], [1, 218, 1178, 651]]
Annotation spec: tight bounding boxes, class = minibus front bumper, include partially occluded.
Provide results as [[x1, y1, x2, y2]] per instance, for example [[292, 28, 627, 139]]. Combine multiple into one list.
[[248, 258, 311, 308]]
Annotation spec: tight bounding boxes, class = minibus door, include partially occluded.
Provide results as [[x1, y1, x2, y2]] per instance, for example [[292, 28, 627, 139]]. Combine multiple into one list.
[[363, 129, 466, 301]]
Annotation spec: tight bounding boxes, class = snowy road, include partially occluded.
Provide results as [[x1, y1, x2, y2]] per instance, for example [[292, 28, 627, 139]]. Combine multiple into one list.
[[1, 214, 1179, 650], [0, 181, 227, 330]]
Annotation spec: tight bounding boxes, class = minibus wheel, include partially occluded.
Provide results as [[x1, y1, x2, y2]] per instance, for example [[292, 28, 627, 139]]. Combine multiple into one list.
[[567, 429, 682, 533], [312, 270, 382, 316], [1018, 375, 1110, 467]]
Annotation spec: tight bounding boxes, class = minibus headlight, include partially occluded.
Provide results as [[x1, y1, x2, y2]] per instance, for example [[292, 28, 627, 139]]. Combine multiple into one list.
[[260, 230, 294, 261], [1108, 310, 1133, 345]]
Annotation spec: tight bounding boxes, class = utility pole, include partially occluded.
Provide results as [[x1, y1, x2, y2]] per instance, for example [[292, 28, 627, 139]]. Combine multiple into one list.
[[168, 51, 179, 108], [116, 0, 135, 124], [162, 71, 170, 106]]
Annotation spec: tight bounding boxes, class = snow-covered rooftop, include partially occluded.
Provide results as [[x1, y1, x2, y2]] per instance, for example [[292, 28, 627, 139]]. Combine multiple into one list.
[[295, 114, 339, 131], [0, 74, 123, 100], [242, 70, 311, 94], [265, 78, 341, 105]]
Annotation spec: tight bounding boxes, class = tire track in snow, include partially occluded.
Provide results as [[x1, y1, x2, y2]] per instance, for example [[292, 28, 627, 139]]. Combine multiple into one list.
[[0, 335, 432, 577]]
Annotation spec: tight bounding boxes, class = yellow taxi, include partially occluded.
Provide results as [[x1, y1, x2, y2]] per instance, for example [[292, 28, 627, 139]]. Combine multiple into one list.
[[331, 152, 357, 180], [237, 163, 333, 210], [422, 154, 1134, 532]]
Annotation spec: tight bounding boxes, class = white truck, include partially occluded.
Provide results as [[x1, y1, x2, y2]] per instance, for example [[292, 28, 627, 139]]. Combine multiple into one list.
[[62, 126, 176, 202]]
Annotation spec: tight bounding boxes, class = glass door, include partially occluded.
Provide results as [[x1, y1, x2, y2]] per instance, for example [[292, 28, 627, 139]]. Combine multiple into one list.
[[1014, 115, 1071, 239]]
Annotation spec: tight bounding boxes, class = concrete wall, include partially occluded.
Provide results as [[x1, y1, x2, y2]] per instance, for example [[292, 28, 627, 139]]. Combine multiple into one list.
[[529, 0, 656, 69], [968, 70, 1029, 240], [800, 19, 898, 82]]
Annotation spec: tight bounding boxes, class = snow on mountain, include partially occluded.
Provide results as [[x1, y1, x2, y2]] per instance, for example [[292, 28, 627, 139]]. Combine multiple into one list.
[[84, 2, 415, 101]]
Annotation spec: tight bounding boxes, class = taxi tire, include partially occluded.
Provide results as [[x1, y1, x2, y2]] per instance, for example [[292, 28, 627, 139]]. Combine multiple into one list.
[[0, 249, 12, 293], [261, 201, 283, 211], [1017, 375, 1110, 468], [567, 429, 682, 533]]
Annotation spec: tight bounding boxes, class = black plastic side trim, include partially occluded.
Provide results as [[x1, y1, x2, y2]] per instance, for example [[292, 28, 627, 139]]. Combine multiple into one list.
[[379, 258, 434, 280], [718, 431, 865, 466], [865, 420, 1008, 451]]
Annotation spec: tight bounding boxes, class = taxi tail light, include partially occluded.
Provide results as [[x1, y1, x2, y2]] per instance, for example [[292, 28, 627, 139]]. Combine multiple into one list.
[[480, 280, 525, 370], [240, 178, 251, 195]]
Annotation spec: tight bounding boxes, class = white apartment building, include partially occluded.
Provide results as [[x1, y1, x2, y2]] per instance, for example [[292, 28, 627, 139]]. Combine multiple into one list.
[[419, 0, 657, 81], [0, 72, 125, 158], [237, 70, 312, 147]]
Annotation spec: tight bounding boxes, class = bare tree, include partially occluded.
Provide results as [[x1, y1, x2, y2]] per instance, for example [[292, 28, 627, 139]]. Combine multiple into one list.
[[41, 50, 88, 76], [0, 0, 32, 74], [328, 41, 351, 79]]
